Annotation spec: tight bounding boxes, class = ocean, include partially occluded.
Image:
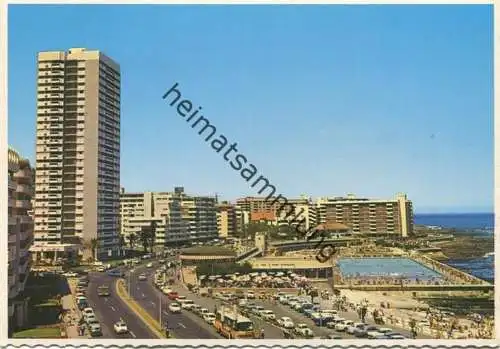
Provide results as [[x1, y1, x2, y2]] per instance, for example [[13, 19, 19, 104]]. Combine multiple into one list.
[[414, 213, 494, 281]]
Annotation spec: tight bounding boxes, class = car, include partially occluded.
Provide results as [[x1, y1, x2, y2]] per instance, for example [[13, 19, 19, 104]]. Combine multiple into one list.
[[347, 322, 366, 335], [180, 300, 195, 309], [252, 305, 265, 315], [326, 316, 345, 328], [85, 314, 98, 324], [335, 320, 354, 332], [114, 320, 128, 334], [279, 296, 289, 304], [169, 302, 182, 313], [246, 291, 255, 299], [278, 317, 294, 329], [191, 304, 202, 314], [177, 295, 187, 303], [354, 325, 378, 338], [63, 271, 78, 278], [367, 331, 386, 339], [97, 266, 106, 272], [389, 335, 407, 339], [238, 299, 247, 307], [82, 307, 94, 317], [261, 310, 276, 321], [167, 291, 179, 300], [294, 323, 313, 337], [378, 327, 393, 334], [203, 312, 216, 325], [199, 308, 209, 317], [89, 322, 102, 337], [138, 274, 147, 281], [146, 262, 153, 268]]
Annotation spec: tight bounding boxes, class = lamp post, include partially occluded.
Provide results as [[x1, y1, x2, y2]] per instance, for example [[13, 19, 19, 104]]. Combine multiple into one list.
[[159, 291, 162, 328]]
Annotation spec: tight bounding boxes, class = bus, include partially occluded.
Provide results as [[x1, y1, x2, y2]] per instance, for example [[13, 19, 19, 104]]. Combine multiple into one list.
[[214, 306, 258, 339]]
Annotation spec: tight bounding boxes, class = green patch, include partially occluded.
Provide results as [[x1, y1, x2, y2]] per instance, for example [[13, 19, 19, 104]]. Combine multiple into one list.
[[13, 327, 61, 338]]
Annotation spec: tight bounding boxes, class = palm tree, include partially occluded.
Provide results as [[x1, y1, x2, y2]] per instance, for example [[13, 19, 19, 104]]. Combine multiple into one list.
[[91, 238, 98, 261], [128, 233, 136, 248], [139, 227, 149, 253], [118, 235, 126, 256], [149, 221, 157, 253]]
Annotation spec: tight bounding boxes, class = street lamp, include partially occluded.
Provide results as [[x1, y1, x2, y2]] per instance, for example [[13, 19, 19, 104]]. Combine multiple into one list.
[[159, 291, 162, 328]]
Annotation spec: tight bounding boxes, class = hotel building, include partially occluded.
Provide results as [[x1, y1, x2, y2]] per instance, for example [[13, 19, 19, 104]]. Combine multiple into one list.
[[120, 187, 218, 246], [8, 148, 34, 330], [216, 202, 237, 238], [31, 48, 121, 260], [318, 193, 413, 237]]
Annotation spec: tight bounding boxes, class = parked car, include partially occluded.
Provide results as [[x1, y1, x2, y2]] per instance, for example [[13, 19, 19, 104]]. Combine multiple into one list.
[[203, 312, 216, 325], [181, 300, 195, 310], [114, 320, 128, 334], [167, 291, 179, 300], [278, 317, 294, 329], [146, 262, 153, 268], [294, 323, 313, 337], [138, 273, 147, 281], [347, 322, 366, 335], [261, 310, 276, 321], [335, 320, 354, 332], [89, 321, 102, 337], [169, 302, 181, 313]]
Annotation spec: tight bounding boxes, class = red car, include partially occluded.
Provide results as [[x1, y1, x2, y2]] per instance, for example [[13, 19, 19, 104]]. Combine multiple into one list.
[[167, 291, 179, 300]]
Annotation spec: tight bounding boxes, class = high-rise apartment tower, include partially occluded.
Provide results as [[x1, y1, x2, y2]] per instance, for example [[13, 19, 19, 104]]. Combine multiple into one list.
[[32, 48, 120, 260]]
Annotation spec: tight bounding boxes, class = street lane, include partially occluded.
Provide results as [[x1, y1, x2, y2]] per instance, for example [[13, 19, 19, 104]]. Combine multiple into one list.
[[86, 272, 157, 339], [129, 266, 222, 339]]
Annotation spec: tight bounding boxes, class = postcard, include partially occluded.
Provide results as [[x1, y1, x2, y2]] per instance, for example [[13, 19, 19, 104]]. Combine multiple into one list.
[[3, 1, 496, 348]]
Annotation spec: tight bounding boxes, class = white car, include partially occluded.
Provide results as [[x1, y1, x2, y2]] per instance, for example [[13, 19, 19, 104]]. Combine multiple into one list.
[[138, 274, 147, 281], [82, 307, 94, 317], [146, 262, 153, 268], [162, 287, 173, 295], [367, 331, 385, 339], [177, 296, 187, 303], [114, 320, 128, 334], [85, 314, 97, 324], [294, 323, 313, 337], [347, 322, 366, 335], [64, 272, 78, 277], [169, 302, 182, 313], [378, 327, 393, 334], [203, 312, 216, 325], [261, 310, 276, 321], [246, 291, 255, 299], [335, 320, 354, 331], [278, 317, 294, 329], [181, 300, 195, 309], [199, 308, 209, 317]]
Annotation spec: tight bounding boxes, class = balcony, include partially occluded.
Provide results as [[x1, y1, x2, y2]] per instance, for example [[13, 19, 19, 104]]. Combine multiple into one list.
[[16, 184, 33, 196], [8, 216, 17, 226], [15, 200, 32, 210], [8, 234, 17, 244]]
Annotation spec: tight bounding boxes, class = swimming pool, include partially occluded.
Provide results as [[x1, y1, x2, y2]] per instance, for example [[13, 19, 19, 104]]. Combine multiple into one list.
[[337, 257, 443, 280]]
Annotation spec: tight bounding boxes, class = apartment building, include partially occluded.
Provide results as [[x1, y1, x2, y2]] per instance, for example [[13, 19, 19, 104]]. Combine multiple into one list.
[[318, 193, 413, 237], [8, 148, 34, 330], [216, 202, 237, 238], [120, 187, 218, 246], [32, 48, 121, 260], [235, 196, 316, 231]]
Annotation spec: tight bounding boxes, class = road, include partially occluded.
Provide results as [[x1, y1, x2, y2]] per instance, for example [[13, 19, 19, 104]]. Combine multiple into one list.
[[128, 264, 222, 339], [86, 271, 157, 339]]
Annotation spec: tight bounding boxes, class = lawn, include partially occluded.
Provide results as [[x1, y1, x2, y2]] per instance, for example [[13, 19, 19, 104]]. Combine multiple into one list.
[[13, 327, 61, 338]]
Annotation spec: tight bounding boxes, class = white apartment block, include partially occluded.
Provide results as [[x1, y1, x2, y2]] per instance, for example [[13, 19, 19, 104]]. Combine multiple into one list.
[[8, 148, 34, 331], [32, 48, 121, 260], [120, 187, 218, 246]]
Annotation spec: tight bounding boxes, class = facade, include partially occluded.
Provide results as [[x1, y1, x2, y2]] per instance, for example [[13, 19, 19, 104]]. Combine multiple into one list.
[[235, 195, 316, 231], [120, 187, 218, 246], [32, 48, 121, 260], [216, 203, 237, 238], [318, 193, 413, 237], [8, 148, 34, 330]]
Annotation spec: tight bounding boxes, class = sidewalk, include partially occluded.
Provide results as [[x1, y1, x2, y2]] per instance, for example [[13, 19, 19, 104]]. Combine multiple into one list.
[[61, 279, 89, 338]]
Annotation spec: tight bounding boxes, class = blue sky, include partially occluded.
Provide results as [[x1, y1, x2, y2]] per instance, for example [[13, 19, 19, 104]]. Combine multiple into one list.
[[8, 5, 493, 213]]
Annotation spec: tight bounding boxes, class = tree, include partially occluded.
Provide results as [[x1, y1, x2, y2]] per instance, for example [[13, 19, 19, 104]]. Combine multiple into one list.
[[309, 289, 319, 303], [90, 238, 98, 261], [118, 235, 126, 256], [128, 233, 136, 248], [139, 228, 149, 253], [148, 221, 157, 253]]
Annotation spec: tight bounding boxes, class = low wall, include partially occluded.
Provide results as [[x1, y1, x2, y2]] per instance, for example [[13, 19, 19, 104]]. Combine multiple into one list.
[[209, 287, 299, 294]]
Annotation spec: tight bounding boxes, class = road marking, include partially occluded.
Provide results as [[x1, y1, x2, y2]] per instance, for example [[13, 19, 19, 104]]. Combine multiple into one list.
[[151, 301, 155, 306], [110, 306, 116, 311], [129, 331, 136, 338], [142, 294, 146, 298], [178, 323, 186, 328]]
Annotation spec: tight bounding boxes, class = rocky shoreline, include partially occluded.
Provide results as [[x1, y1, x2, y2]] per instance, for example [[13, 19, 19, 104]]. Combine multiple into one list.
[[432, 236, 494, 260]]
